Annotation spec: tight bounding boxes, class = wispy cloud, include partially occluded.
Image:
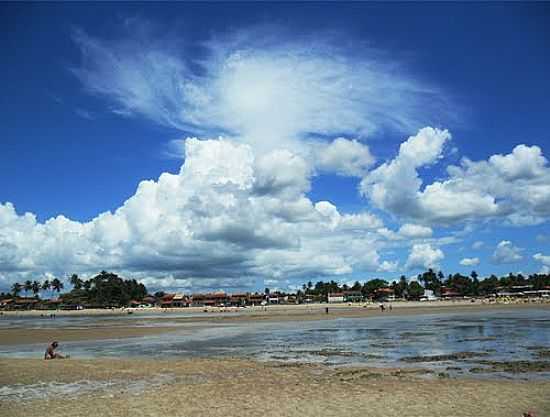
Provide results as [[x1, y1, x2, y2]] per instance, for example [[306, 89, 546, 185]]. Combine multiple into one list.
[[74, 108, 96, 120], [70, 22, 451, 151]]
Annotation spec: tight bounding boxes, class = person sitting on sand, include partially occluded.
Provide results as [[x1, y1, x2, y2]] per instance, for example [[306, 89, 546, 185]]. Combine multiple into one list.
[[44, 341, 67, 360]]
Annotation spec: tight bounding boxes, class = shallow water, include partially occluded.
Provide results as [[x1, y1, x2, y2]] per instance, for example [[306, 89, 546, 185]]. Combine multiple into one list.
[[1, 308, 549, 380]]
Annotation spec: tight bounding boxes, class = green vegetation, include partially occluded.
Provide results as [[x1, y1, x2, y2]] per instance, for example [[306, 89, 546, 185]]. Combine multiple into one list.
[[1, 268, 550, 308], [299, 269, 550, 300], [2, 271, 147, 308]]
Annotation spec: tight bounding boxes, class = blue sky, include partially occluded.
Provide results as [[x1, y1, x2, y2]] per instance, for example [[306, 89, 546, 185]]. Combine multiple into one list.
[[1, 3, 549, 292]]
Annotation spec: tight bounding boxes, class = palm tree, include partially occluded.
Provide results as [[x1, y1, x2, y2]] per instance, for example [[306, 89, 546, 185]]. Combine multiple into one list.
[[42, 280, 51, 297], [11, 282, 22, 297], [69, 274, 82, 290], [24, 280, 32, 296], [31, 281, 41, 297], [51, 278, 64, 295]]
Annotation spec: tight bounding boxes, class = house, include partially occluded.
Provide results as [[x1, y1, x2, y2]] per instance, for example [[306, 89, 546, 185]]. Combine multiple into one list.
[[229, 293, 248, 306], [0, 298, 13, 309], [171, 293, 188, 307], [374, 287, 394, 301], [191, 292, 229, 307], [327, 293, 345, 303], [440, 287, 461, 299], [420, 289, 439, 301], [247, 293, 265, 306], [160, 293, 175, 308], [496, 285, 533, 298], [141, 295, 157, 307], [343, 291, 363, 303]]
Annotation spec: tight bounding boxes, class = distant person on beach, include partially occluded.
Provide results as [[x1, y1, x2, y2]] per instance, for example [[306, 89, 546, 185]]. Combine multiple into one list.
[[44, 341, 67, 360], [379, 304, 385, 312]]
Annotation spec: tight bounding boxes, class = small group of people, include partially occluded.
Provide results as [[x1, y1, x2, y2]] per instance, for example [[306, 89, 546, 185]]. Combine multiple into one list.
[[44, 341, 68, 360], [379, 303, 393, 312]]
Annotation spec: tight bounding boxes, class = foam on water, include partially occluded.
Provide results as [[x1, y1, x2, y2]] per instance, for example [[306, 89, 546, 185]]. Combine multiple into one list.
[[0, 374, 176, 402]]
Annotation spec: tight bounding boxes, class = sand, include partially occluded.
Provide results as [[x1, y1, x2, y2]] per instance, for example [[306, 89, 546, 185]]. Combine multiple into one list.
[[1, 302, 548, 346], [0, 326, 183, 346], [0, 358, 548, 417]]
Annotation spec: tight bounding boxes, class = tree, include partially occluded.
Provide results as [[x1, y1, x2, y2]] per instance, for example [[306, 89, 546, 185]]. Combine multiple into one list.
[[85, 271, 147, 307], [69, 274, 83, 290], [362, 279, 388, 298], [444, 273, 472, 296], [24, 280, 32, 296], [419, 269, 442, 295], [51, 278, 64, 294], [479, 275, 499, 296], [11, 282, 22, 297], [42, 280, 51, 296], [31, 281, 41, 297], [469, 271, 480, 296], [407, 281, 424, 300], [392, 275, 408, 299]]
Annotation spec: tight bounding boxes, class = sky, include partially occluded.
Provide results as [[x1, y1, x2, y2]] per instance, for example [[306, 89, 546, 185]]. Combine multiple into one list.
[[1, 2, 550, 293]]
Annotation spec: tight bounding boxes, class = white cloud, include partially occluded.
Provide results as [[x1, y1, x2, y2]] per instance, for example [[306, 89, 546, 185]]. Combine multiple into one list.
[[472, 241, 484, 250], [0, 138, 394, 291], [398, 223, 433, 238], [533, 252, 550, 274], [489, 144, 547, 180], [460, 257, 480, 267], [405, 243, 444, 270], [360, 128, 550, 226], [313, 138, 375, 177], [360, 127, 455, 221], [71, 24, 447, 152], [491, 241, 523, 264]]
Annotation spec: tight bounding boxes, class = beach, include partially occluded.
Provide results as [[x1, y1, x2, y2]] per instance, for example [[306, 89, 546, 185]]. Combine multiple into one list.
[[1, 357, 549, 417], [1, 301, 548, 345], [1, 303, 549, 416]]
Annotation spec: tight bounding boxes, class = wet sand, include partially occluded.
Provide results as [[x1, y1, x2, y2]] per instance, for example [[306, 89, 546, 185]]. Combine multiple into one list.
[[1, 302, 548, 346], [0, 326, 183, 346], [1, 358, 548, 417]]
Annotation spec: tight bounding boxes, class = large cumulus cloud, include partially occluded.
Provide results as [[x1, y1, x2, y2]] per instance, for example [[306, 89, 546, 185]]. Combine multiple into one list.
[[0, 139, 395, 290], [360, 129, 550, 226]]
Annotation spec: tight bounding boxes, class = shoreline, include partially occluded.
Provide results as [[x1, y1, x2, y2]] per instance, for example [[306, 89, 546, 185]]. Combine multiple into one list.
[[1, 302, 548, 346], [1, 357, 548, 417], [2, 298, 548, 318]]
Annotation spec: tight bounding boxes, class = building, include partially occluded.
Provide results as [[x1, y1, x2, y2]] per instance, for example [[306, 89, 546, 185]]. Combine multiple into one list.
[[440, 287, 461, 299], [247, 293, 265, 306], [327, 293, 345, 303], [191, 292, 229, 307], [343, 291, 363, 303], [373, 287, 395, 301], [229, 293, 248, 306], [420, 289, 439, 301]]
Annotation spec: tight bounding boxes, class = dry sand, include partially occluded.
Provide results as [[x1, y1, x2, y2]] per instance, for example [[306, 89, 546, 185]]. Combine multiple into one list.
[[0, 358, 548, 417]]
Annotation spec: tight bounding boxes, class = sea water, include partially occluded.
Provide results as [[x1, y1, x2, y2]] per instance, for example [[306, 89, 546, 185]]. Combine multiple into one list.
[[1, 307, 549, 380]]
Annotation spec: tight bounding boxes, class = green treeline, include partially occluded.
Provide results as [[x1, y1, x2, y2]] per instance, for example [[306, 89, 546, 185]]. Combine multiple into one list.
[[299, 269, 550, 300], [4, 271, 147, 308]]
